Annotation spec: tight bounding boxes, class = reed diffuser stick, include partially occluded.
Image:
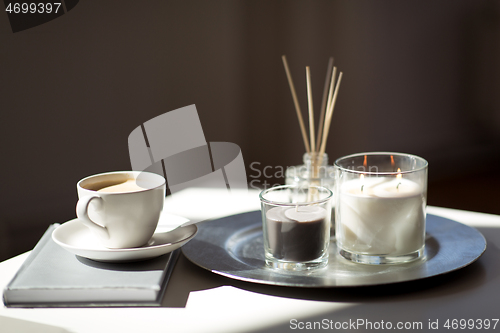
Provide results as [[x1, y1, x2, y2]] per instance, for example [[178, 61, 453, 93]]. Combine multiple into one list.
[[316, 57, 334, 147], [306, 66, 315, 153], [317, 66, 336, 156], [319, 72, 343, 156], [282, 55, 311, 153]]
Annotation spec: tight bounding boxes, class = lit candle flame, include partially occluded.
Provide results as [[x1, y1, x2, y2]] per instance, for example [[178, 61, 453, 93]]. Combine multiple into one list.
[[391, 155, 395, 170], [363, 155, 367, 169]]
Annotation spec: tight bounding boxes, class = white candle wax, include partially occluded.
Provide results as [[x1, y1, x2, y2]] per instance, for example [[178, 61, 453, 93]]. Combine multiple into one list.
[[337, 176, 425, 255], [284, 206, 326, 222]]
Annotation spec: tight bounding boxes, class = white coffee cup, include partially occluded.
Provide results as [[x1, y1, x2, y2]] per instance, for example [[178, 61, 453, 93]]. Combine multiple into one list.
[[76, 171, 166, 248]]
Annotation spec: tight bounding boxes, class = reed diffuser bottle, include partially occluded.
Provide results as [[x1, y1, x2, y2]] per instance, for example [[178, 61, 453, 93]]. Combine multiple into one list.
[[285, 153, 334, 189], [285, 152, 336, 236]]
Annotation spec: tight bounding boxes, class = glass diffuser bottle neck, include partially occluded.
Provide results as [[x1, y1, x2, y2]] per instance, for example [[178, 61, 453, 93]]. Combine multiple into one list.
[[303, 152, 328, 179], [303, 152, 328, 168]]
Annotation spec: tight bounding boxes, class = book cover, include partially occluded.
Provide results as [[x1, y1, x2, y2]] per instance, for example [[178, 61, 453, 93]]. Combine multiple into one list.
[[3, 225, 179, 307]]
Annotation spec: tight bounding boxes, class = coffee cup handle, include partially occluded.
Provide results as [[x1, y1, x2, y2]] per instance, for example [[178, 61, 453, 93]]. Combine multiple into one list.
[[76, 195, 110, 240]]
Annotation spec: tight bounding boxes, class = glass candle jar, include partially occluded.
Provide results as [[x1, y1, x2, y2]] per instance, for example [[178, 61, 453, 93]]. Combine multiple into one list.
[[260, 185, 332, 271], [334, 152, 428, 265]]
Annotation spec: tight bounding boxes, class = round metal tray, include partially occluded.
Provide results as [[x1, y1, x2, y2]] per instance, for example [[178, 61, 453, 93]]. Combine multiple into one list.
[[182, 211, 486, 287]]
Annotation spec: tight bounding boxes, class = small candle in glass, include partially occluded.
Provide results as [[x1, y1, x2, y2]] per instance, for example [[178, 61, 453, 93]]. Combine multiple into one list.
[[260, 185, 332, 271]]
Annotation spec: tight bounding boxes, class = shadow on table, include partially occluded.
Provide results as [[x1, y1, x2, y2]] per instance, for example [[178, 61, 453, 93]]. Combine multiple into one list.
[[162, 227, 499, 310], [162, 252, 226, 307], [76, 255, 172, 271], [249, 237, 500, 333]]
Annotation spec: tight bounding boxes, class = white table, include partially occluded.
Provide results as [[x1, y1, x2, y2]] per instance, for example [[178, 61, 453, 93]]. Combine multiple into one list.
[[1, 189, 500, 333]]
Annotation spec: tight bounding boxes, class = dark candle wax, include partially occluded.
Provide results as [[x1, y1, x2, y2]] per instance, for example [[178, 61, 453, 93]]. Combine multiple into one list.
[[265, 206, 329, 262]]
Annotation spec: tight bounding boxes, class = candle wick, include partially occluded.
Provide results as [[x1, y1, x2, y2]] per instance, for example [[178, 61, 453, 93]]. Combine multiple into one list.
[[397, 182, 401, 190], [361, 185, 364, 192]]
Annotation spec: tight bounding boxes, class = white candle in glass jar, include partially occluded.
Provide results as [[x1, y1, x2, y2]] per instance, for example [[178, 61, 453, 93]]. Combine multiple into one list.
[[337, 175, 426, 255]]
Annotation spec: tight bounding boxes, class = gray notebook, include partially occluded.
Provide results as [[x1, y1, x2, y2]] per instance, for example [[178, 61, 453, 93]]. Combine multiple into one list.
[[3, 225, 180, 307]]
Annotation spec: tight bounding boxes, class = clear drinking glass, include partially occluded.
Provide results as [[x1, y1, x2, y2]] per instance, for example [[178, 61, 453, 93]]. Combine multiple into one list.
[[260, 185, 332, 271], [334, 152, 428, 264], [285, 153, 336, 236]]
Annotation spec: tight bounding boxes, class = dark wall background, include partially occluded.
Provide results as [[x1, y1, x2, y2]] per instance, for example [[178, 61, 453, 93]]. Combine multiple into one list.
[[1, 0, 500, 261]]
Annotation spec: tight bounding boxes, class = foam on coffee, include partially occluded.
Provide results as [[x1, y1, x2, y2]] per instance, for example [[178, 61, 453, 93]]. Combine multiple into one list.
[[96, 179, 149, 193]]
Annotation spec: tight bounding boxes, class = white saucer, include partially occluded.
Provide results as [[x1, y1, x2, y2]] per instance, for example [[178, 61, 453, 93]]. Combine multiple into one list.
[[52, 218, 197, 262]]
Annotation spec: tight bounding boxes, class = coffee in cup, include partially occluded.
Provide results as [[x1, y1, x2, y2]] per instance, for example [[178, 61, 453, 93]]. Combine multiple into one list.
[[76, 171, 166, 249]]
